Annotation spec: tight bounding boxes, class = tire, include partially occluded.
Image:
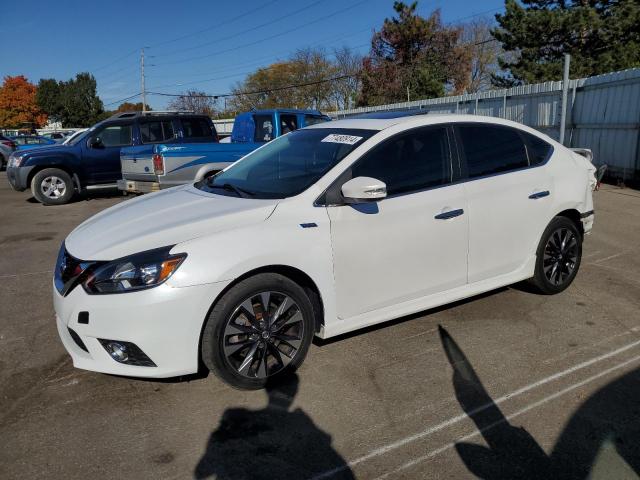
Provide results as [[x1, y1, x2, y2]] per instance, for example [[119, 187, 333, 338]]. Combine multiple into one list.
[[202, 273, 315, 390], [530, 216, 583, 294], [31, 168, 75, 205]]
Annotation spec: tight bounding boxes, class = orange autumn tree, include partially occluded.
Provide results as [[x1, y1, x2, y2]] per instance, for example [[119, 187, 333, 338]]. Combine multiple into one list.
[[0, 76, 47, 128]]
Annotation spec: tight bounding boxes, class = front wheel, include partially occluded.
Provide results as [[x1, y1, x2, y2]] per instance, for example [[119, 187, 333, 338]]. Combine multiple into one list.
[[201, 273, 315, 390], [530, 216, 583, 294], [31, 168, 75, 205]]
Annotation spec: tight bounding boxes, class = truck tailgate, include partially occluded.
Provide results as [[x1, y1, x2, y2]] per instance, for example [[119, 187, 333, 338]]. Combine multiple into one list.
[[121, 150, 156, 177]]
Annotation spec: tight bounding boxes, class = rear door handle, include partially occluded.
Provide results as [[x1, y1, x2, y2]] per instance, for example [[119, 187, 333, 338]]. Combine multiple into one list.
[[435, 208, 464, 220], [529, 190, 550, 199]]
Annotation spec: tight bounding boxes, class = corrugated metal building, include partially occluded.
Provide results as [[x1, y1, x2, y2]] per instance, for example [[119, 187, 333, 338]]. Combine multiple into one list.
[[330, 68, 640, 181]]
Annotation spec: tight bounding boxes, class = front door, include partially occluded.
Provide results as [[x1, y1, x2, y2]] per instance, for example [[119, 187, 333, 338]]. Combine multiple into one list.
[[82, 122, 133, 184], [327, 126, 469, 320]]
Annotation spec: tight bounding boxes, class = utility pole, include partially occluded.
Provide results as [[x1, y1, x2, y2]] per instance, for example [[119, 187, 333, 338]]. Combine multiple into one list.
[[141, 48, 146, 112], [559, 53, 571, 145]]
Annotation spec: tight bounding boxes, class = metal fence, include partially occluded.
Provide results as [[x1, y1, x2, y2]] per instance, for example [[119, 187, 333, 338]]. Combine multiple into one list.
[[329, 68, 640, 180]]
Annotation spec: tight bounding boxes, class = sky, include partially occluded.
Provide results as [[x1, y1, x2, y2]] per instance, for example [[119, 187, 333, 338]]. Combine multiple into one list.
[[0, 0, 505, 110]]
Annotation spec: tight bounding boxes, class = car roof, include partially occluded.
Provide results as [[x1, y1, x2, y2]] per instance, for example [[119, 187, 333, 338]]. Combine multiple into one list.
[[305, 114, 541, 133]]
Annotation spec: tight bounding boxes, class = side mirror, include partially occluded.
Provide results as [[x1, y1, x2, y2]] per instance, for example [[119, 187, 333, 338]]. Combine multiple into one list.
[[88, 137, 103, 149], [341, 176, 387, 204]]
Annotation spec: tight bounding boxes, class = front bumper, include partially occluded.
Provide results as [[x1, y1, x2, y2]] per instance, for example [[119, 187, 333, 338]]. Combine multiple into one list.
[[53, 279, 230, 378], [117, 179, 161, 194], [6, 165, 34, 191]]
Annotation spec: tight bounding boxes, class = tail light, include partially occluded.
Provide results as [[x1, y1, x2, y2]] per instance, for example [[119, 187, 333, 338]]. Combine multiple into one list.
[[1, 140, 16, 149], [152, 153, 164, 175]]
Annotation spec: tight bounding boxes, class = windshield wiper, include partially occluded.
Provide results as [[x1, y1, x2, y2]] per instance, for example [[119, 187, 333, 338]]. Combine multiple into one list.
[[208, 182, 254, 198]]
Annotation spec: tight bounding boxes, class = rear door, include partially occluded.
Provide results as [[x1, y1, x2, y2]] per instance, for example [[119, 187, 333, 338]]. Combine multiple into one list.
[[179, 117, 217, 143], [455, 123, 553, 283], [83, 122, 133, 184]]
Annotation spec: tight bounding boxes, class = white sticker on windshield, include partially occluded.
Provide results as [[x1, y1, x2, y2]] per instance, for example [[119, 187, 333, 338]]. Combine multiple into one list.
[[321, 133, 363, 145]]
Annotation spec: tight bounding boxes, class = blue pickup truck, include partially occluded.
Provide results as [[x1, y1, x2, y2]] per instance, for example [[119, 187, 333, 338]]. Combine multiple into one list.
[[6, 111, 218, 205], [118, 109, 330, 194]]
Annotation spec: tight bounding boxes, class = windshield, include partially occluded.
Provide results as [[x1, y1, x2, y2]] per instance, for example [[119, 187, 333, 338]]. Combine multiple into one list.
[[196, 128, 376, 199]]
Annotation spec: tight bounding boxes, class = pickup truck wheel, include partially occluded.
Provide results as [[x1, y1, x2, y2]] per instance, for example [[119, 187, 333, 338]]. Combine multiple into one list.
[[202, 273, 315, 390], [31, 168, 75, 205]]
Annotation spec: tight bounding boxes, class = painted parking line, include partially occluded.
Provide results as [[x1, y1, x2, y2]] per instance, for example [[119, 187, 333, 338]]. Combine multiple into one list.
[[312, 338, 640, 479], [374, 353, 640, 479]]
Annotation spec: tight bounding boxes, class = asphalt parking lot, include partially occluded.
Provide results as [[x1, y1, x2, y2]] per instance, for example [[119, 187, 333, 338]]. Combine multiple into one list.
[[1, 180, 639, 480]]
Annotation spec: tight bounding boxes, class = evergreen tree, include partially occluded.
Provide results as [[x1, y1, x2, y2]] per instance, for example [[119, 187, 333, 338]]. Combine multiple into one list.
[[493, 0, 640, 85]]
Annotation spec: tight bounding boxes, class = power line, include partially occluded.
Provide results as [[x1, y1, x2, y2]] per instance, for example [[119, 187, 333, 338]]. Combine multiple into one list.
[[153, 0, 369, 67], [147, 42, 370, 91], [147, 0, 279, 48], [154, 0, 324, 59], [103, 92, 141, 107], [90, 49, 139, 74], [148, 73, 358, 100]]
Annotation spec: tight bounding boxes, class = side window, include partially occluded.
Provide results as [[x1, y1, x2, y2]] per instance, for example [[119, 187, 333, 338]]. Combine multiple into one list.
[[97, 124, 133, 147], [458, 125, 528, 178], [253, 115, 274, 142], [523, 132, 553, 166], [140, 121, 175, 143], [181, 118, 214, 139], [280, 114, 298, 134], [351, 127, 451, 196], [304, 115, 327, 127]]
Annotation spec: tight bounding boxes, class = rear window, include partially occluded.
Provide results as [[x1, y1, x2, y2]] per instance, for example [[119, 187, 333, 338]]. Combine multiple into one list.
[[181, 118, 214, 139], [140, 120, 175, 143], [458, 125, 529, 178], [304, 115, 328, 126]]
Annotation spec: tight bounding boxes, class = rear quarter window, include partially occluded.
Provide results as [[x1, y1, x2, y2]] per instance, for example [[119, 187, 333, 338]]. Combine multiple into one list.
[[181, 118, 216, 141], [523, 132, 553, 166]]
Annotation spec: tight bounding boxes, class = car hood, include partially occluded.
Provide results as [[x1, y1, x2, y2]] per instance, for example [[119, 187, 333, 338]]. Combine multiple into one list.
[[65, 184, 279, 260], [21, 144, 71, 156]]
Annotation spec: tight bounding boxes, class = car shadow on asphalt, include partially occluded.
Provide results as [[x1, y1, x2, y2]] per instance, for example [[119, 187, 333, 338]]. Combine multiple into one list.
[[193, 373, 355, 479], [26, 189, 124, 205], [438, 325, 640, 479]]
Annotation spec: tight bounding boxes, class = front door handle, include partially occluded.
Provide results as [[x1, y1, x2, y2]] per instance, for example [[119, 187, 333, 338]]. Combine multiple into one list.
[[435, 208, 464, 220], [529, 190, 550, 200]]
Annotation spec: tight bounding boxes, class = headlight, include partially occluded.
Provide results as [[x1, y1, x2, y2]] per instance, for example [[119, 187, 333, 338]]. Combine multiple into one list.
[[8, 153, 26, 167], [82, 246, 186, 294]]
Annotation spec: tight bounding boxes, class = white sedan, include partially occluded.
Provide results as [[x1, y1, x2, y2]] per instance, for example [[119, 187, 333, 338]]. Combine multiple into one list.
[[53, 114, 596, 389]]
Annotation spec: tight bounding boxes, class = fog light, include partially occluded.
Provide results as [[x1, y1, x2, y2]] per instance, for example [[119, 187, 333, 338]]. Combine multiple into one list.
[[105, 342, 129, 362]]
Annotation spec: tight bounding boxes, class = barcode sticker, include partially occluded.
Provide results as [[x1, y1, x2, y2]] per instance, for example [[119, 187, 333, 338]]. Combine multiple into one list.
[[321, 134, 363, 145]]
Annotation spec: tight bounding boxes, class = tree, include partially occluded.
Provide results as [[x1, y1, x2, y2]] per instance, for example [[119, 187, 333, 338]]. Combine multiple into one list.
[[0, 76, 47, 128], [115, 102, 152, 112], [492, 0, 640, 86], [36, 78, 63, 122], [58, 73, 104, 126], [459, 17, 502, 93], [228, 48, 340, 112], [358, 2, 470, 106], [167, 90, 218, 116], [331, 47, 363, 110]]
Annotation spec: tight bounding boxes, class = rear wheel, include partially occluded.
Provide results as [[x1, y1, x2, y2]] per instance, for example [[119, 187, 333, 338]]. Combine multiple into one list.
[[201, 273, 315, 390], [530, 216, 582, 294], [31, 168, 74, 205]]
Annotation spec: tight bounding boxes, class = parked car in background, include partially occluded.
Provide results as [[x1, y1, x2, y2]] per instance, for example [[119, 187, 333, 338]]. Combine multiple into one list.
[[6, 112, 216, 205], [53, 114, 596, 389], [0, 135, 17, 170], [118, 109, 330, 194], [61, 128, 89, 145], [42, 131, 72, 142], [11, 135, 57, 150]]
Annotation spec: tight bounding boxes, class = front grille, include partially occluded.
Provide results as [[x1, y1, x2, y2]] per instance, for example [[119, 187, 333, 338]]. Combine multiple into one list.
[[68, 327, 88, 352]]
